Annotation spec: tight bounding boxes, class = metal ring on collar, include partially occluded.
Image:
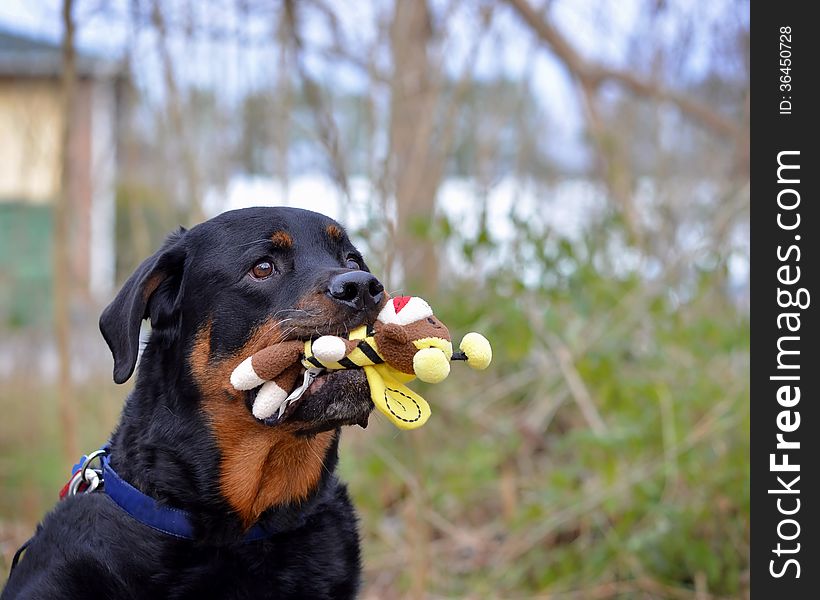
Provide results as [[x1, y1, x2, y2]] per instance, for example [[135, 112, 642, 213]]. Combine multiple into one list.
[[67, 448, 108, 496]]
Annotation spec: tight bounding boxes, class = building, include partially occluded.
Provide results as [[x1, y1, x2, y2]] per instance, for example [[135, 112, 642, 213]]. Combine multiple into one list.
[[0, 28, 123, 327]]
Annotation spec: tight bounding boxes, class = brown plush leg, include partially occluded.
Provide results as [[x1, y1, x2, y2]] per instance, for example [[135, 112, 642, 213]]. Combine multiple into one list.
[[250, 340, 305, 380]]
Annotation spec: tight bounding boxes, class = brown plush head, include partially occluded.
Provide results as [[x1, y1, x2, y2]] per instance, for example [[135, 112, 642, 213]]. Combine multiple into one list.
[[371, 296, 452, 377]]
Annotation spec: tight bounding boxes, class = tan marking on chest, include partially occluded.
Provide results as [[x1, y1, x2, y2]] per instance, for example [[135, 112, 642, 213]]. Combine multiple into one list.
[[189, 321, 333, 528]]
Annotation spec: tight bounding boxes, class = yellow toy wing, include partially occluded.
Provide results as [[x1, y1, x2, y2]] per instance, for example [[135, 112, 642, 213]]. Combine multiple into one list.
[[363, 364, 431, 430]]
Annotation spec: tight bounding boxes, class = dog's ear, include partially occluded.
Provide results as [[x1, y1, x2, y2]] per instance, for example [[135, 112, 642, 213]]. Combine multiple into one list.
[[99, 228, 188, 384]]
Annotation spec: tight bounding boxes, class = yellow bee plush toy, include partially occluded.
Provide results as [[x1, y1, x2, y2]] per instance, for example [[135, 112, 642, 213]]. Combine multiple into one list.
[[230, 296, 492, 430]]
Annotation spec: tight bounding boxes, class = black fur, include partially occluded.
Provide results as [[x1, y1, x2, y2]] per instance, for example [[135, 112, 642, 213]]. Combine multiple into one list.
[[2, 208, 383, 599]]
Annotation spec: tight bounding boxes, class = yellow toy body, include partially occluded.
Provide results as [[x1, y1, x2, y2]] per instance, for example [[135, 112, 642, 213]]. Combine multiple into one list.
[[302, 326, 432, 429]]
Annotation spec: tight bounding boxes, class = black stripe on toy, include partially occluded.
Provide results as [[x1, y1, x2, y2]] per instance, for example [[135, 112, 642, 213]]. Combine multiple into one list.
[[307, 355, 324, 369], [358, 341, 384, 364], [338, 357, 358, 369]]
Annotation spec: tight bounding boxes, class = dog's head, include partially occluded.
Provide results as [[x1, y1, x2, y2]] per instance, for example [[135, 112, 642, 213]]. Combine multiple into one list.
[[101, 208, 386, 526], [100, 207, 382, 433]]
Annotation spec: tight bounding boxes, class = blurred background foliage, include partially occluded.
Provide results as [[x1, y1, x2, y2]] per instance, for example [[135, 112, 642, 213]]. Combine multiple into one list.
[[0, 0, 748, 597]]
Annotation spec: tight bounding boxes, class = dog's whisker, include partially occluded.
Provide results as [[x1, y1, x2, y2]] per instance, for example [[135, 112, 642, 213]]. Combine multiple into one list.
[[271, 308, 313, 319], [306, 444, 333, 477], [272, 326, 299, 344]]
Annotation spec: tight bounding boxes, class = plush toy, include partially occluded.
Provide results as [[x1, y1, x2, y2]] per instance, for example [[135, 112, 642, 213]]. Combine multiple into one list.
[[230, 296, 492, 430]]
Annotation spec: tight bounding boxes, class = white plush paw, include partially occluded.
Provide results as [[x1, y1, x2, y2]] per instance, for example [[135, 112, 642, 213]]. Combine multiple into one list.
[[230, 357, 266, 390], [312, 335, 348, 363], [252, 381, 288, 420]]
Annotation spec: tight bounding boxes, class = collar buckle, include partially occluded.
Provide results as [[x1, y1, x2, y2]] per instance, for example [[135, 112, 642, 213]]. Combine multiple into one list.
[[66, 448, 108, 497]]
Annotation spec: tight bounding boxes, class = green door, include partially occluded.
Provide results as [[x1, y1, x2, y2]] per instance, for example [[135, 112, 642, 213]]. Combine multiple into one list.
[[0, 202, 53, 328]]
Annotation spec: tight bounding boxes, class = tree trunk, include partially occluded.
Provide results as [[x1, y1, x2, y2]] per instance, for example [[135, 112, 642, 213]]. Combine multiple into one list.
[[151, 0, 204, 226], [388, 0, 440, 295], [56, 0, 79, 463]]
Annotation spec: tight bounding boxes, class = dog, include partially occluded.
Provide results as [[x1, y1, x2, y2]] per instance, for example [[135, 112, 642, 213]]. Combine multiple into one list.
[[2, 207, 385, 599]]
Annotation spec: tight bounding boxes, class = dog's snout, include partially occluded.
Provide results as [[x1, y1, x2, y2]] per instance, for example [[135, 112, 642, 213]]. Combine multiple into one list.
[[328, 271, 384, 310]]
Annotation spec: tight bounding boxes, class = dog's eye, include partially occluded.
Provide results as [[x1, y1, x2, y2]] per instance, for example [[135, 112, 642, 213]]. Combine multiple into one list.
[[250, 261, 275, 279], [345, 256, 361, 270]]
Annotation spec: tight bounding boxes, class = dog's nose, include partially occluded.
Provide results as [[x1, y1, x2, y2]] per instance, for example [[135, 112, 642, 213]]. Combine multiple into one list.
[[327, 271, 384, 310]]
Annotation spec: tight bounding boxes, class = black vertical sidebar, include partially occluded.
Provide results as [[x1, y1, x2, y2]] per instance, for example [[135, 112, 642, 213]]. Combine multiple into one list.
[[751, 2, 819, 597]]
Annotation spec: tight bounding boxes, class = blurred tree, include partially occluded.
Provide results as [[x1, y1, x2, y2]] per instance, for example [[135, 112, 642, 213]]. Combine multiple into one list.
[[387, 0, 439, 295], [503, 0, 748, 251], [150, 0, 205, 225], [55, 0, 79, 462]]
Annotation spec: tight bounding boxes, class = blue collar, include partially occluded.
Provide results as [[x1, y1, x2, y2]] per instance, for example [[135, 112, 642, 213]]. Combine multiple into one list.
[[99, 452, 295, 542]]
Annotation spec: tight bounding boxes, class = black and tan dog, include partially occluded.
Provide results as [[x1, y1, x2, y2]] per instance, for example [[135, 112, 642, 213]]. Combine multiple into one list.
[[3, 207, 385, 599]]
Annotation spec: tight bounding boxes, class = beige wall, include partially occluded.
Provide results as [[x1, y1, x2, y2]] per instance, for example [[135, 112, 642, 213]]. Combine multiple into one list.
[[0, 75, 113, 296], [0, 79, 63, 203]]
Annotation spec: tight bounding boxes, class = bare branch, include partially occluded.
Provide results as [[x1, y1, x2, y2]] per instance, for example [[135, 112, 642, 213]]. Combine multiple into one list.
[[548, 335, 608, 435], [282, 0, 351, 198], [577, 77, 644, 245], [503, 0, 744, 141], [150, 0, 204, 223]]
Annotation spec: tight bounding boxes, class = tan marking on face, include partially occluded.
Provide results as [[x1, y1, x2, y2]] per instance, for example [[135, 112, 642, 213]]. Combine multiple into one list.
[[326, 224, 344, 241], [325, 223, 345, 242], [189, 320, 334, 528], [293, 293, 347, 330], [270, 231, 293, 248]]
